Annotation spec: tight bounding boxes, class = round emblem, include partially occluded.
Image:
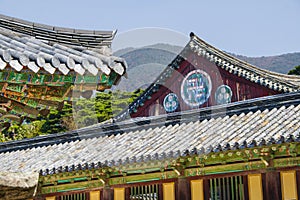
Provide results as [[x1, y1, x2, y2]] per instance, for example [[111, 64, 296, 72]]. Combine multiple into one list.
[[181, 69, 212, 107], [215, 85, 232, 105], [163, 93, 179, 112]]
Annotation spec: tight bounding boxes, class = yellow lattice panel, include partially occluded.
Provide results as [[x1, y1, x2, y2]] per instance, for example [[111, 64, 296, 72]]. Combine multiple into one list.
[[248, 174, 263, 200], [191, 179, 204, 200], [281, 171, 298, 200], [163, 182, 175, 200], [114, 188, 125, 200]]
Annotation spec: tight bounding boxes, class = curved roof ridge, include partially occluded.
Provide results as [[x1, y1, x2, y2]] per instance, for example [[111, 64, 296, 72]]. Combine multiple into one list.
[[0, 14, 116, 48], [190, 33, 300, 87]]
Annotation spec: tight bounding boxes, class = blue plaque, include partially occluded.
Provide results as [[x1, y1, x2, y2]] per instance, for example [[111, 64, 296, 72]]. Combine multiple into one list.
[[215, 85, 232, 105], [163, 93, 179, 112], [181, 69, 212, 107]]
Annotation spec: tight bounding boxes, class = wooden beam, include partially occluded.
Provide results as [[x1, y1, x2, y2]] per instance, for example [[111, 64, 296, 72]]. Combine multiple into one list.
[[73, 84, 98, 91], [4, 93, 63, 108], [3, 86, 70, 103], [0, 114, 21, 122], [0, 96, 40, 116], [62, 85, 73, 99]]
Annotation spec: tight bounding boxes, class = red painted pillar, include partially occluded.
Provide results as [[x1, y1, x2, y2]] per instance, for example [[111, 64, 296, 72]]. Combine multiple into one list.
[[176, 177, 191, 200], [102, 186, 113, 200]]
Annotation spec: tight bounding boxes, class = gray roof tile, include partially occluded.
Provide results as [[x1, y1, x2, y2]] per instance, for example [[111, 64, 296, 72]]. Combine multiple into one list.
[[1, 92, 300, 174], [0, 15, 126, 77]]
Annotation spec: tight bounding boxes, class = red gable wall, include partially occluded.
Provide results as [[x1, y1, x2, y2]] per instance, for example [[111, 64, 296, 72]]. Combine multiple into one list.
[[131, 50, 281, 118]]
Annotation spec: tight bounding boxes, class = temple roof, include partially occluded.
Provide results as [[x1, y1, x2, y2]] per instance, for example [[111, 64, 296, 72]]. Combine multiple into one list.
[[0, 15, 126, 76], [189, 32, 300, 91], [113, 33, 300, 120], [0, 15, 127, 121], [0, 91, 300, 175]]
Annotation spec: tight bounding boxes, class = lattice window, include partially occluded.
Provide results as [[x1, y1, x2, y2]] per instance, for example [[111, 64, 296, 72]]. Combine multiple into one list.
[[130, 184, 160, 200], [208, 176, 245, 200], [57, 192, 88, 200]]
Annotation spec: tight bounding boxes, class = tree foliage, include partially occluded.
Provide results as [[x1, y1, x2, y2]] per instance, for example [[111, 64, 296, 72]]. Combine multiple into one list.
[[0, 89, 144, 142], [288, 65, 300, 75]]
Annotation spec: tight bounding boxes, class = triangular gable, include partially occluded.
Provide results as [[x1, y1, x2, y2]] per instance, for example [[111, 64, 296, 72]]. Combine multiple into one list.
[[116, 32, 300, 120]]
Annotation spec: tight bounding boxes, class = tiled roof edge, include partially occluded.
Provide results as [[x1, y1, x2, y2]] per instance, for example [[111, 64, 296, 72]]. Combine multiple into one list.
[[1, 91, 300, 153], [39, 134, 300, 176], [189, 32, 300, 92], [0, 14, 116, 48]]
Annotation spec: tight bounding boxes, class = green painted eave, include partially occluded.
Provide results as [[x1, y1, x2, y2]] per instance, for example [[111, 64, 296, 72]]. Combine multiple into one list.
[[0, 70, 118, 88]]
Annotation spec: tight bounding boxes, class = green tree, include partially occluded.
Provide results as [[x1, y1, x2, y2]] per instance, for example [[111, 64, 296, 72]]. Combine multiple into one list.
[[39, 110, 67, 134], [1, 89, 144, 141], [288, 65, 300, 75], [4, 120, 46, 141]]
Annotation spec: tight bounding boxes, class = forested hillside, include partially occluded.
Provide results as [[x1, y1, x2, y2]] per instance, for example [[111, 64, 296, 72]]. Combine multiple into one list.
[[232, 53, 300, 74]]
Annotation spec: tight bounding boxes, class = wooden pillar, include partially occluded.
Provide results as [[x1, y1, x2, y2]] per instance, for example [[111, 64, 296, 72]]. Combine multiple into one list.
[[242, 175, 249, 200], [125, 187, 131, 200], [191, 179, 204, 200], [176, 178, 190, 200], [103, 187, 114, 200], [158, 183, 163, 199], [163, 182, 175, 200], [90, 190, 101, 200], [281, 171, 298, 200], [262, 171, 282, 200], [203, 179, 210, 200], [296, 171, 300, 199], [248, 174, 263, 200], [114, 188, 125, 200]]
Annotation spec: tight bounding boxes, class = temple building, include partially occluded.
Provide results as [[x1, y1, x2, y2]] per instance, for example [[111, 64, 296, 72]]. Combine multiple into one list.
[[0, 14, 127, 126], [1, 15, 300, 200], [114, 32, 299, 120]]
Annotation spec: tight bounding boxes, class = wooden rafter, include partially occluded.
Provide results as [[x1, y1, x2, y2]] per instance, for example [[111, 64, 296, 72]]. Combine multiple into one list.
[[0, 96, 42, 117]]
